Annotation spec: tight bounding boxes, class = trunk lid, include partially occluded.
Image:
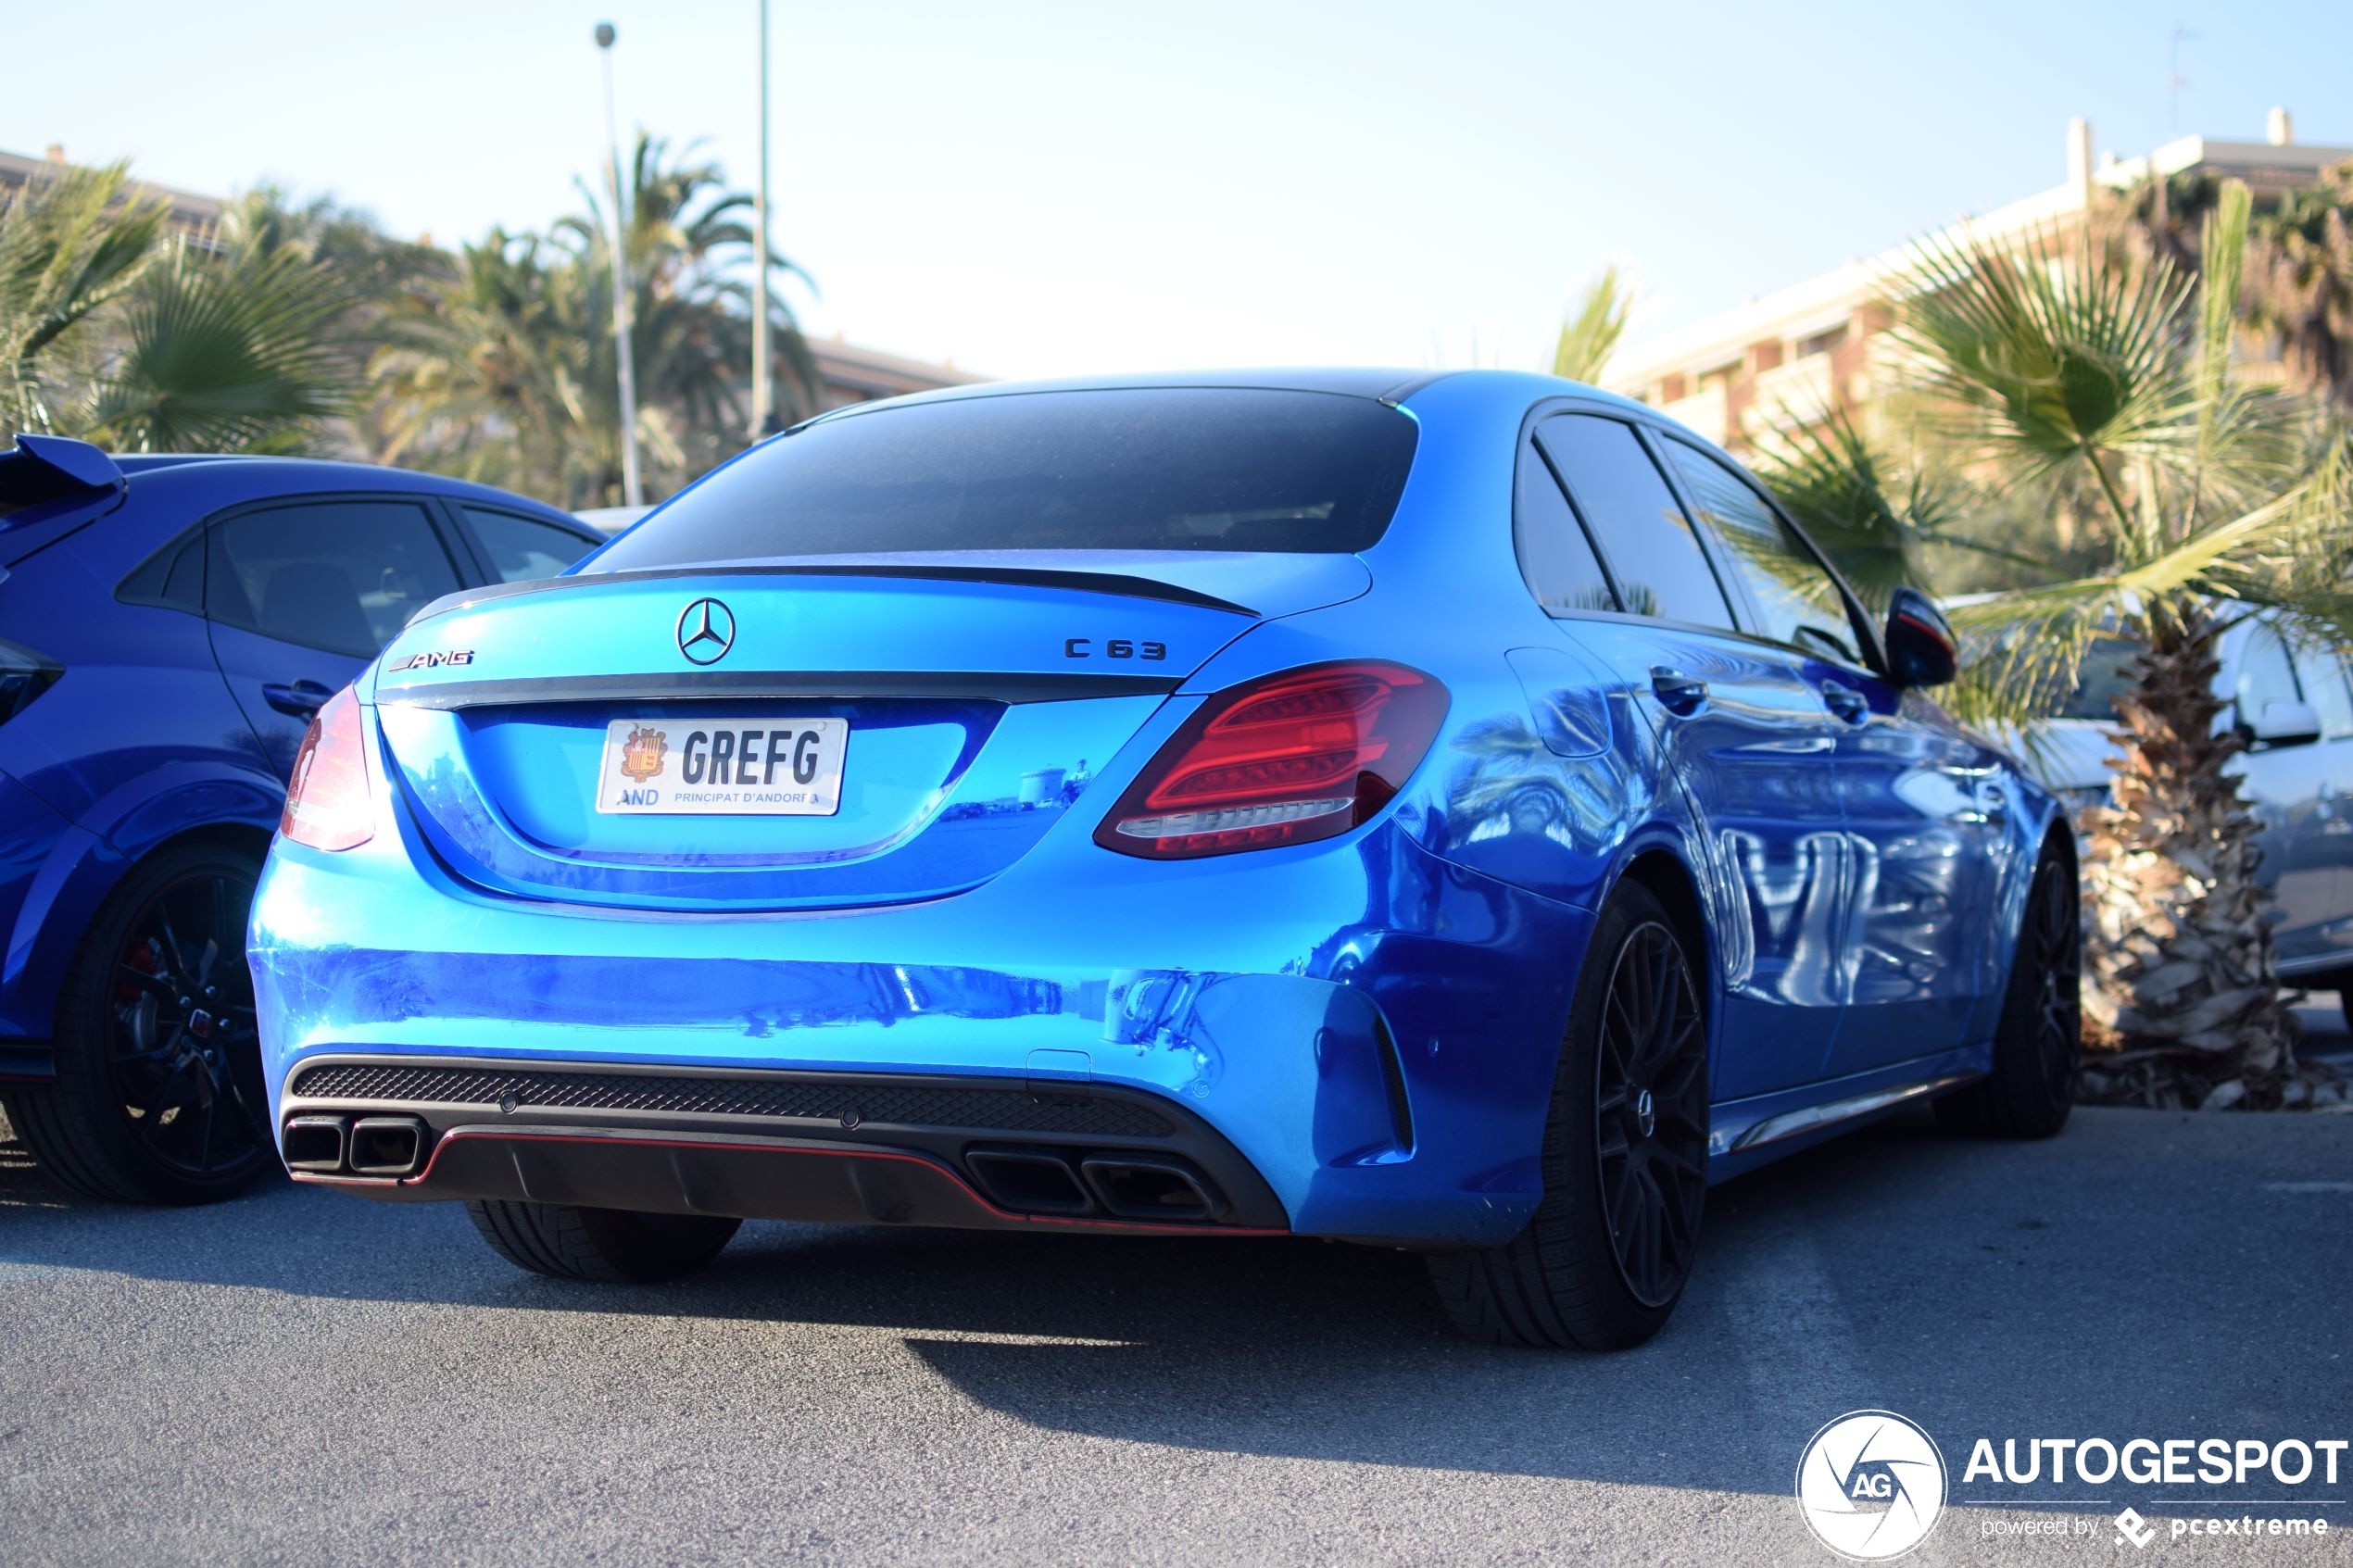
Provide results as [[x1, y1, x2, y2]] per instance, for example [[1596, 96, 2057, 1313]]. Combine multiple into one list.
[[369, 556, 1365, 910]]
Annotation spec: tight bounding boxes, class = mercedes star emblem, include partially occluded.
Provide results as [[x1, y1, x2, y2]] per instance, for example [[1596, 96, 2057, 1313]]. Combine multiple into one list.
[[676, 597, 736, 665]]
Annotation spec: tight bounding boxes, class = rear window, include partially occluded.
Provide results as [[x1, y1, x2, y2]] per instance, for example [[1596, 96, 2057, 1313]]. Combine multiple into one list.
[[585, 388, 1419, 571]]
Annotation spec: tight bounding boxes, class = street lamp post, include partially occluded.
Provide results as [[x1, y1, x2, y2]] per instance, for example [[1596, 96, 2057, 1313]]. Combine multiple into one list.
[[749, 0, 774, 442], [596, 20, 645, 507]]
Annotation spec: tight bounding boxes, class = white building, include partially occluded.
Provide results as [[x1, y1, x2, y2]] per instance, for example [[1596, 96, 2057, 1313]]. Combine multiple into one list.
[[1606, 112, 2351, 450]]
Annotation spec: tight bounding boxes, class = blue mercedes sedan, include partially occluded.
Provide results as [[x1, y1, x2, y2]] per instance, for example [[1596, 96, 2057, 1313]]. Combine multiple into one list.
[[0, 437, 598, 1205], [249, 370, 2076, 1348]]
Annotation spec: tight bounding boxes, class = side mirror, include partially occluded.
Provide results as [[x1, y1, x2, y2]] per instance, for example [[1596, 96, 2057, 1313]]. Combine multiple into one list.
[[1882, 587, 1957, 689], [2245, 698, 2322, 749]]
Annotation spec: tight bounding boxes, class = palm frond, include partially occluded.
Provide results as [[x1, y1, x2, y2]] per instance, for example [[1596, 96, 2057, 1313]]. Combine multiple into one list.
[[1553, 263, 1631, 383], [81, 234, 357, 452], [1888, 218, 2196, 508], [1943, 458, 2352, 729], [1746, 405, 1954, 608], [0, 161, 165, 428]]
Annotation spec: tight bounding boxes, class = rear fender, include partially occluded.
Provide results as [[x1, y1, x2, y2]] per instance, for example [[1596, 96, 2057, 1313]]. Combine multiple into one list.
[[0, 762, 282, 1066]]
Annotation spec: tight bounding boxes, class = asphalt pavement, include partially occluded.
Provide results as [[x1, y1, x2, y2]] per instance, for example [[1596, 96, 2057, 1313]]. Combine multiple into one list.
[[3, 1011, 2350, 1567]]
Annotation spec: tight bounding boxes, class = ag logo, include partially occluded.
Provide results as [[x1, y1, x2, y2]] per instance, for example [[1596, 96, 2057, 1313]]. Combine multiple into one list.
[[1795, 1410, 1947, 1560]]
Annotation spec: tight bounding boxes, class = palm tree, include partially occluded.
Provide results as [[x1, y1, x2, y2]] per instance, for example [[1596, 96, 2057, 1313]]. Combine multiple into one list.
[[371, 226, 569, 491], [2114, 159, 2353, 412], [0, 161, 165, 433], [79, 226, 358, 453], [2244, 159, 2353, 412], [373, 134, 812, 507], [1772, 182, 2353, 1109], [1, 161, 363, 453]]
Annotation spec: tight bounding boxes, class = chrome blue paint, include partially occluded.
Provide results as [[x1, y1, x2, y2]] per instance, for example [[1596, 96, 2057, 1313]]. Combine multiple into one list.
[[250, 369, 2062, 1248]]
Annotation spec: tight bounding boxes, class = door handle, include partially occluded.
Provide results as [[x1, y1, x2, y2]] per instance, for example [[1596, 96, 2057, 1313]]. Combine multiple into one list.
[[1649, 667, 1708, 715], [262, 679, 334, 719], [1818, 679, 1869, 725], [1978, 783, 2008, 826]]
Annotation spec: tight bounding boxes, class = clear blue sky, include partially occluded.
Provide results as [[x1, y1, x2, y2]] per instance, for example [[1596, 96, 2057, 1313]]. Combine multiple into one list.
[[10, 1, 2349, 381]]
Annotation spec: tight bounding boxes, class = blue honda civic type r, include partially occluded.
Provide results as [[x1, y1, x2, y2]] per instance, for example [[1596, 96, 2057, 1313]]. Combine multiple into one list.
[[251, 369, 2079, 1348], [0, 439, 598, 1206]]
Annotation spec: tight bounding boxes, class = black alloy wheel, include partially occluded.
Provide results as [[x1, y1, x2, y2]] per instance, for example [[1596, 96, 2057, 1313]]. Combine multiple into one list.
[[1592, 918, 1709, 1310], [102, 867, 269, 1180], [2027, 858, 2084, 1105], [1426, 880, 1710, 1349], [1935, 844, 2081, 1139], [3, 842, 272, 1204]]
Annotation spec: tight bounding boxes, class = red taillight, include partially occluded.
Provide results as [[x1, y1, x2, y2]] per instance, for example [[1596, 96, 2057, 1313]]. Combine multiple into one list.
[[280, 685, 374, 852], [1095, 661, 1448, 859]]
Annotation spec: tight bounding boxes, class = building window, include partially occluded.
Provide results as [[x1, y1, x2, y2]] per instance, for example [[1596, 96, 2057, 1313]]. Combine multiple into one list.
[[1796, 323, 1847, 358]]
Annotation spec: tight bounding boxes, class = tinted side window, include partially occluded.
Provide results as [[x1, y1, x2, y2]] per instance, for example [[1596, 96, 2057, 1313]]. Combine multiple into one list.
[[158, 534, 205, 609], [1664, 440, 1857, 662], [208, 501, 462, 657], [1515, 437, 1616, 615], [2293, 646, 2353, 739], [466, 507, 592, 583], [1536, 415, 1734, 630], [2233, 624, 2301, 720], [118, 532, 204, 611]]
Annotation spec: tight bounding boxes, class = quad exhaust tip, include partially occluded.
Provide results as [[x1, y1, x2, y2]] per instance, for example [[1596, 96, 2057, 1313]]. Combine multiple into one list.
[[963, 1146, 1227, 1223], [964, 1147, 1094, 1214], [282, 1114, 350, 1173], [347, 1116, 429, 1176], [1079, 1155, 1225, 1222], [283, 1113, 430, 1178]]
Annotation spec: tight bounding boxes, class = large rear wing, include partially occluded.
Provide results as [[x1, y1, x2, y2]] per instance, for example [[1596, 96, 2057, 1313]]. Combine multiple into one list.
[[0, 433, 126, 530]]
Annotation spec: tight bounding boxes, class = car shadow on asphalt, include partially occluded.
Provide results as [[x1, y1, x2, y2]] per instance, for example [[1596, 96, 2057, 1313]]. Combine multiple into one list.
[[0, 1104, 2158, 1496], [6, 1091, 2350, 1498]]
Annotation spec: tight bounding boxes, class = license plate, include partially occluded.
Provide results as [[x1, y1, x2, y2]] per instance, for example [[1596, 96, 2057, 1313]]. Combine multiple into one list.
[[594, 717, 848, 816]]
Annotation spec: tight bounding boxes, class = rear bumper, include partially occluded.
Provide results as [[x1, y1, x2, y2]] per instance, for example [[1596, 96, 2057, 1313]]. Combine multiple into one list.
[[0, 772, 73, 1074], [250, 808, 1592, 1247], [275, 1054, 1289, 1233]]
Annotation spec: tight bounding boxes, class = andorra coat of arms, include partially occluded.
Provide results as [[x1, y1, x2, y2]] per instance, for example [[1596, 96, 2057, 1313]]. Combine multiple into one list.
[[619, 725, 668, 783]]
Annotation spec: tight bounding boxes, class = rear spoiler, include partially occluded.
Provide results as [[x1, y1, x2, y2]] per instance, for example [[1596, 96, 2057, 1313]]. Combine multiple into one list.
[[405, 561, 1262, 630], [0, 434, 127, 528]]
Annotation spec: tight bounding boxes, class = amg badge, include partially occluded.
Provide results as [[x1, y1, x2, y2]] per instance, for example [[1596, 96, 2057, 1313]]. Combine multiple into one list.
[[384, 649, 475, 672]]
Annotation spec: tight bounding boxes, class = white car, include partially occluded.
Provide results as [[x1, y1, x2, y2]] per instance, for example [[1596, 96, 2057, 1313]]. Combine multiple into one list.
[[1997, 611, 2353, 1021]]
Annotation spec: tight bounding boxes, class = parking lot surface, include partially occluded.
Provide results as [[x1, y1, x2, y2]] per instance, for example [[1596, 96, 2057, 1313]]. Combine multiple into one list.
[[4, 1014, 2350, 1566]]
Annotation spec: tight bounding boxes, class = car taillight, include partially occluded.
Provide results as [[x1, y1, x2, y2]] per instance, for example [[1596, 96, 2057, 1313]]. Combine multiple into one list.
[[280, 685, 374, 851], [1096, 660, 1448, 859], [0, 638, 61, 725]]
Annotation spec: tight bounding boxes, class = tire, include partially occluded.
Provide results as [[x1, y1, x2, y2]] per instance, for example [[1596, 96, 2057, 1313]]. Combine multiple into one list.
[[1426, 881, 1709, 1350], [1935, 844, 2080, 1139], [465, 1199, 741, 1283], [0, 840, 271, 1205]]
